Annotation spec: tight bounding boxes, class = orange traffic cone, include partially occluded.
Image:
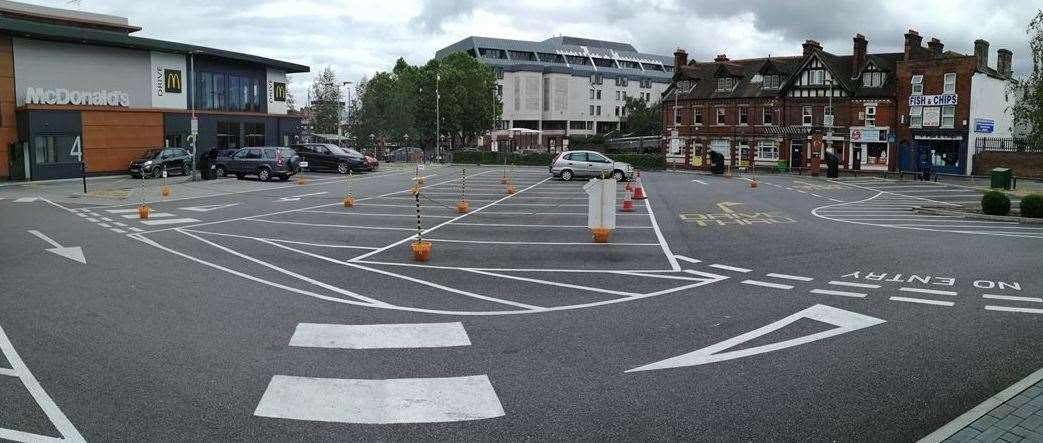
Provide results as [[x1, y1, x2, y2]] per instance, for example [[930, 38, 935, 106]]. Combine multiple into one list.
[[621, 188, 635, 212], [631, 171, 647, 200]]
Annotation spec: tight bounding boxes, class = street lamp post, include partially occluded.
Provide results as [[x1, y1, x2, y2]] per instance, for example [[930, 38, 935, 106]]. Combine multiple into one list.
[[189, 50, 199, 181], [435, 72, 441, 162]]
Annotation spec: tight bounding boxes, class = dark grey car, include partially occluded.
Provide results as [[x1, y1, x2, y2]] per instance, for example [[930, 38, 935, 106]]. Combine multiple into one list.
[[216, 147, 301, 182]]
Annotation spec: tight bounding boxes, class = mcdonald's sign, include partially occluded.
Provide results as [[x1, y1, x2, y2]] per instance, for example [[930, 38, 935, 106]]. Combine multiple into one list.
[[273, 82, 287, 102], [164, 69, 182, 94]]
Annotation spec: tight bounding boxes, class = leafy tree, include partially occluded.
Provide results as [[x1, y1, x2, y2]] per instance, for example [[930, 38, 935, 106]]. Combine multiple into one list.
[[310, 67, 343, 134], [286, 91, 297, 113], [622, 96, 663, 137], [1012, 10, 1043, 149]]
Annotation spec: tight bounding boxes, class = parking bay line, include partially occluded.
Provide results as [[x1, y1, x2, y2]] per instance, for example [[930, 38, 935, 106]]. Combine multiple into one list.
[[810, 289, 867, 298], [412, 238, 661, 246], [247, 219, 418, 231], [982, 294, 1043, 303], [301, 210, 455, 219], [140, 217, 202, 226], [741, 280, 794, 290], [984, 305, 1043, 314], [467, 269, 640, 297], [179, 228, 379, 250], [828, 281, 881, 289], [890, 296, 954, 306], [898, 287, 958, 296], [447, 222, 654, 229], [766, 273, 813, 282], [288, 322, 471, 349], [708, 264, 752, 273], [253, 375, 505, 424]]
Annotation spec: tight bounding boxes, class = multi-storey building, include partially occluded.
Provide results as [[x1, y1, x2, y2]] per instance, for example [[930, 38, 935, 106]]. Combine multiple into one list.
[[436, 36, 673, 152], [666, 34, 902, 171], [895, 31, 1015, 175]]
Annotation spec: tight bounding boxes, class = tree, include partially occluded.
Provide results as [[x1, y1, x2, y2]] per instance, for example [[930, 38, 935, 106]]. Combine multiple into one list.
[[621, 96, 663, 137], [1012, 10, 1043, 149], [286, 91, 297, 113], [310, 67, 343, 134]]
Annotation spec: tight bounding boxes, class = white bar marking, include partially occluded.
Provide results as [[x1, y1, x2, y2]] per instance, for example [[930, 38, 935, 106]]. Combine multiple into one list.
[[810, 289, 867, 298], [984, 305, 1043, 314], [140, 217, 202, 226], [899, 287, 958, 296], [708, 264, 752, 273], [766, 273, 813, 282], [289, 322, 471, 349], [982, 294, 1043, 303], [741, 280, 794, 290], [889, 296, 954, 306], [828, 281, 880, 289], [673, 254, 701, 264]]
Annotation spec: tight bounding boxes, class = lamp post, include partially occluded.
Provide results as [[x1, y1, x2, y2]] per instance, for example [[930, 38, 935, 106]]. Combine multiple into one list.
[[435, 72, 441, 162], [189, 50, 199, 181], [342, 81, 353, 142]]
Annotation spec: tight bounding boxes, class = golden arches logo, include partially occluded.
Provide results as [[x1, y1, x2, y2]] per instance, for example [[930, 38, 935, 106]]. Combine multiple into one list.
[[273, 82, 287, 101], [164, 69, 182, 93]]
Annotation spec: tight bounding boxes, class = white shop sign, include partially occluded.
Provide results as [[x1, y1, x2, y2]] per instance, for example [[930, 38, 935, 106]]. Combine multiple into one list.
[[908, 93, 957, 106], [922, 107, 941, 127], [25, 87, 129, 107]]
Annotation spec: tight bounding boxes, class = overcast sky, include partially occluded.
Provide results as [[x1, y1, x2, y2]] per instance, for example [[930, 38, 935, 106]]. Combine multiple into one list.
[[26, 0, 1041, 100]]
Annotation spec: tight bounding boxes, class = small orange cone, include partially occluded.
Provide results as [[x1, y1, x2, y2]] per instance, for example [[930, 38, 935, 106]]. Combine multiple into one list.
[[750, 179, 759, 188], [621, 188, 635, 212], [296, 177, 307, 185], [138, 204, 151, 219], [591, 227, 610, 243], [160, 186, 171, 197], [411, 241, 431, 262], [506, 184, 516, 195], [343, 195, 355, 207], [631, 171, 647, 200], [456, 200, 470, 213]]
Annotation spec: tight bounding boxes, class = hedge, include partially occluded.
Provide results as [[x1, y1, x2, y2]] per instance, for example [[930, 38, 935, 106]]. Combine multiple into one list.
[[451, 151, 666, 170], [981, 190, 1011, 216], [1020, 193, 1043, 218]]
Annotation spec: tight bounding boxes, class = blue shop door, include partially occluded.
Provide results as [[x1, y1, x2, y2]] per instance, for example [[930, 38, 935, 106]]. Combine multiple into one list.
[[898, 142, 914, 171]]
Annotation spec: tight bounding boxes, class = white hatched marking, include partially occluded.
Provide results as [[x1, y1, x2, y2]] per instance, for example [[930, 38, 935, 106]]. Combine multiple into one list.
[[708, 264, 752, 273], [85, 218, 98, 222], [140, 217, 201, 226], [106, 208, 141, 213], [97, 223, 111, 228], [984, 305, 1043, 314], [889, 296, 954, 306], [289, 322, 471, 349], [810, 289, 867, 298], [253, 375, 505, 424], [129, 227, 144, 232], [110, 228, 126, 234]]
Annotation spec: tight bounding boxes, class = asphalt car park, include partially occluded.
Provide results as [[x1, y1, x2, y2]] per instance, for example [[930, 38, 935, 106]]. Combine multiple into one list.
[[0, 165, 1041, 440]]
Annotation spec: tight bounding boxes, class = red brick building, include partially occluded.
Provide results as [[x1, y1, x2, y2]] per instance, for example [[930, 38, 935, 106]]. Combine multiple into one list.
[[665, 33, 904, 171]]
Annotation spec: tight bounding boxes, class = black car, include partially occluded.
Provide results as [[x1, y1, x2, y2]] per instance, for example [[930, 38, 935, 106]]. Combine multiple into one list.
[[291, 143, 367, 174], [129, 147, 193, 178], [215, 147, 301, 182]]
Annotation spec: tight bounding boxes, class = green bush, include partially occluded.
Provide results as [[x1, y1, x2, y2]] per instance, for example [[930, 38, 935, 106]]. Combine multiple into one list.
[[981, 190, 1011, 216], [1020, 194, 1043, 218], [451, 151, 666, 170]]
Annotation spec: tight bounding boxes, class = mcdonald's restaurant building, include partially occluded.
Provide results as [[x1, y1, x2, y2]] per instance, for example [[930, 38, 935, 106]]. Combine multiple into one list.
[[0, 1, 309, 181]]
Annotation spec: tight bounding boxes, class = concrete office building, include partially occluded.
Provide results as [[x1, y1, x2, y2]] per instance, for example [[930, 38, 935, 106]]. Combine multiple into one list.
[[0, 0, 308, 181], [436, 36, 673, 151]]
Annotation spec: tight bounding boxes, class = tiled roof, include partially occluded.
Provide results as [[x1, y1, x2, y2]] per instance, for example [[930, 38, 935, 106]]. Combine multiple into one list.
[[673, 56, 803, 99]]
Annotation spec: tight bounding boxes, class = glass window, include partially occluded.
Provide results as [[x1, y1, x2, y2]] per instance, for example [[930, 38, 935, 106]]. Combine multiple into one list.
[[214, 74, 226, 110], [694, 108, 703, 125], [217, 121, 241, 149], [596, 105, 601, 116], [862, 72, 886, 88], [589, 153, 610, 163], [228, 76, 241, 111], [33, 135, 81, 164], [762, 75, 780, 89], [865, 106, 876, 127], [596, 90, 601, 100], [245, 122, 265, 147], [911, 75, 924, 95], [566, 152, 588, 161], [762, 107, 773, 125], [941, 105, 955, 128], [824, 106, 834, 127], [802, 106, 813, 126], [739, 107, 748, 125], [943, 73, 956, 94], [589, 105, 594, 116], [716, 77, 732, 91], [716, 108, 726, 125], [756, 141, 779, 160], [910, 106, 923, 128]]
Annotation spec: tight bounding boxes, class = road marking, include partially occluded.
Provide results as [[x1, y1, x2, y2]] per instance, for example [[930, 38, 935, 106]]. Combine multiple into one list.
[[122, 212, 176, 219], [110, 228, 126, 234], [423, 238, 660, 246], [302, 210, 455, 219], [810, 289, 867, 298], [691, 179, 707, 185], [467, 269, 639, 297], [899, 287, 958, 296], [279, 191, 329, 202], [0, 325, 86, 443], [645, 197, 681, 271], [626, 304, 884, 372], [984, 305, 1043, 314], [889, 296, 954, 306], [247, 219, 417, 231], [982, 294, 1043, 303], [100, 217, 113, 222], [708, 264, 752, 273], [27, 230, 86, 264], [766, 273, 813, 282], [673, 254, 701, 264], [180, 229, 379, 249], [741, 280, 794, 290], [98, 223, 111, 228], [75, 213, 87, 217], [828, 280, 881, 289], [716, 201, 742, 213], [85, 217, 98, 222], [140, 217, 202, 226], [289, 322, 471, 349], [180, 203, 241, 212], [13, 197, 38, 202], [114, 222, 127, 227], [253, 375, 505, 424], [128, 227, 144, 232], [106, 208, 140, 213]]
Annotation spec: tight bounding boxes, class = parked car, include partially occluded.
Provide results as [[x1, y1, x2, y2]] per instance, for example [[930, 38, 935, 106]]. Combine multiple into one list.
[[550, 150, 634, 181], [215, 146, 301, 181], [290, 143, 367, 174], [364, 155, 379, 171], [129, 147, 193, 178]]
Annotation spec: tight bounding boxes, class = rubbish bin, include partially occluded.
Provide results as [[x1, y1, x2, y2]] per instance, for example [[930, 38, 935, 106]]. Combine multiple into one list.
[[990, 168, 1012, 190]]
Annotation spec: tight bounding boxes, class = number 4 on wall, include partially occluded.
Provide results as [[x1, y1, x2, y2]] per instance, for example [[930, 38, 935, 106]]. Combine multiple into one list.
[[69, 136, 82, 162]]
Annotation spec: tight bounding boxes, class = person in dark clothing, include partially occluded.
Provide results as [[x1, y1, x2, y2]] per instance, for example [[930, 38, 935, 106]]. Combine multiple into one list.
[[201, 147, 217, 180]]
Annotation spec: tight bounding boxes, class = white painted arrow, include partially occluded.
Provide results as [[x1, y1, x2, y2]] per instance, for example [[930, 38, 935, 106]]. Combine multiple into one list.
[[27, 230, 85, 264], [278, 191, 328, 202], [179, 203, 240, 212], [626, 304, 885, 372]]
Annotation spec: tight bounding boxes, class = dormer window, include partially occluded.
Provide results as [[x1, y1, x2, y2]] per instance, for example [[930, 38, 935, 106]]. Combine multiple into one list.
[[716, 77, 734, 91], [862, 71, 886, 88], [762, 75, 781, 89]]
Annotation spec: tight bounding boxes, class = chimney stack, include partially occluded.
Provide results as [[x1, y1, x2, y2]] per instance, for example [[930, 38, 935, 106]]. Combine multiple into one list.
[[802, 40, 822, 57], [714, 53, 729, 62], [974, 39, 989, 71], [903, 29, 923, 60], [927, 38, 944, 56], [673, 48, 688, 69], [852, 34, 868, 73], [997, 49, 1013, 77]]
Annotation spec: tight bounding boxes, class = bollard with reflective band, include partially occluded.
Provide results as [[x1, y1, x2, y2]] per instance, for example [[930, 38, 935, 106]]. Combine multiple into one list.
[[457, 168, 469, 213], [591, 227, 610, 243], [585, 178, 616, 243], [410, 184, 430, 261], [161, 186, 171, 197], [296, 177, 307, 185]]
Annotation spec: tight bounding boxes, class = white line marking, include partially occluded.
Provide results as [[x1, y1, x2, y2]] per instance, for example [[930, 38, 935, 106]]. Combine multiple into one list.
[[85, 218, 98, 222], [424, 238, 661, 246], [98, 223, 111, 228], [179, 229, 379, 249], [27, 230, 62, 248], [75, 213, 87, 217], [448, 222, 652, 229], [249, 218, 418, 231], [0, 324, 86, 443], [741, 280, 794, 290], [289, 322, 471, 349], [899, 287, 958, 296], [114, 222, 127, 227], [140, 217, 202, 226], [106, 208, 140, 213], [128, 227, 144, 232], [179, 230, 389, 306], [253, 375, 505, 424], [110, 228, 126, 234], [691, 179, 707, 185], [466, 269, 639, 297], [708, 264, 752, 273], [673, 254, 701, 264], [982, 294, 1043, 303], [889, 296, 954, 306], [828, 280, 881, 289], [100, 217, 113, 221], [984, 305, 1043, 314], [301, 210, 455, 219], [644, 196, 681, 272], [13, 197, 38, 203], [810, 289, 867, 298], [766, 273, 813, 282]]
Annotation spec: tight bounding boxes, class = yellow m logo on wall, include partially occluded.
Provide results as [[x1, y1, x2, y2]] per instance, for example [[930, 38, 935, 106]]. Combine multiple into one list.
[[164, 69, 182, 93], [273, 82, 286, 102]]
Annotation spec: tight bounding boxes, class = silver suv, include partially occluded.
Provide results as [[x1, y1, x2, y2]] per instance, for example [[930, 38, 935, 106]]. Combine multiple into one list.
[[550, 150, 634, 181]]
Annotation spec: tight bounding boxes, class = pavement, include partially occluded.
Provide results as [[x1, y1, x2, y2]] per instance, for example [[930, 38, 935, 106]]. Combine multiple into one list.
[[0, 164, 1041, 441]]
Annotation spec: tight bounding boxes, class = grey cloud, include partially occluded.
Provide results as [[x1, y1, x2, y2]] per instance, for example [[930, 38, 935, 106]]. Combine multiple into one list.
[[410, 0, 478, 33]]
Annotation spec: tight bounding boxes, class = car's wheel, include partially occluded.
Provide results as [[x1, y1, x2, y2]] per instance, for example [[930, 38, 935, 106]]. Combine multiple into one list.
[[612, 169, 625, 181], [214, 165, 226, 177], [235, 173, 245, 180], [257, 167, 272, 182], [153, 165, 166, 179], [337, 162, 350, 174], [560, 169, 574, 181]]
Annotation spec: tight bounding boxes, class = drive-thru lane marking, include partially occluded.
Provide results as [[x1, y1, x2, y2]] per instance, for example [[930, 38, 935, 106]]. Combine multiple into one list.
[[289, 322, 471, 349]]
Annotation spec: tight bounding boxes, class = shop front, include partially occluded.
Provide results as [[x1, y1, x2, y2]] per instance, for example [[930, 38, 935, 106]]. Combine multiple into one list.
[[911, 130, 967, 175], [848, 126, 890, 171]]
